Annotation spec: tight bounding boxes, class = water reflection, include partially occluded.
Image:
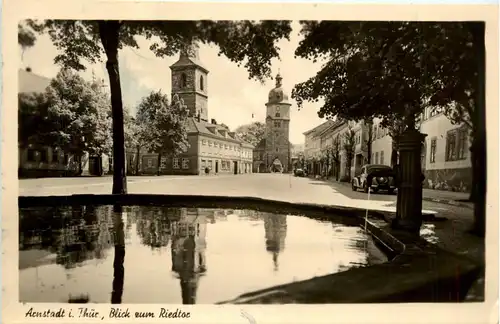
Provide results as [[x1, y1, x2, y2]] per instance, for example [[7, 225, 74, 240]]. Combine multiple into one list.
[[263, 213, 287, 271], [19, 205, 387, 304]]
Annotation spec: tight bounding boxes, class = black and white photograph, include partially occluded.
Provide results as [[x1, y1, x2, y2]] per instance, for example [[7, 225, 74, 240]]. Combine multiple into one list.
[[3, 1, 498, 323]]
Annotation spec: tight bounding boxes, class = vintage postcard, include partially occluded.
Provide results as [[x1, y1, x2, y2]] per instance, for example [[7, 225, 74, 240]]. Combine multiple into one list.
[[2, 1, 499, 323]]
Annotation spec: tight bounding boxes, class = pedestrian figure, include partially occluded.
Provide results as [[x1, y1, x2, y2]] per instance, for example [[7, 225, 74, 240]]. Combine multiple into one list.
[[205, 167, 210, 175]]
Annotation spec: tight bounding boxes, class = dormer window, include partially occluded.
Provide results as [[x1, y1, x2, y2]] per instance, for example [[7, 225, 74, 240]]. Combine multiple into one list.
[[200, 75, 204, 91], [181, 73, 187, 88]]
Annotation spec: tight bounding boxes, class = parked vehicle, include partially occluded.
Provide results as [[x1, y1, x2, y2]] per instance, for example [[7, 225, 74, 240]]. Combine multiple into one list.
[[351, 164, 396, 194], [294, 168, 306, 177]]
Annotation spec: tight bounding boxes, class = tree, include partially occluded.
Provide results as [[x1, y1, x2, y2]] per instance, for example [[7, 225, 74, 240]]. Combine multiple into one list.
[[330, 135, 341, 181], [235, 121, 266, 147], [24, 19, 292, 194], [292, 21, 486, 236], [123, 106, 143, 175], [19, 69, 112, 172], [363, 118, 374, 164], [342, 125, 356, 181], [135, 91, 190, 176]]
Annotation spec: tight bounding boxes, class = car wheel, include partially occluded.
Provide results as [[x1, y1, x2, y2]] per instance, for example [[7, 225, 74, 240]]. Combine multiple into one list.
[[351, 181, 357, 191]]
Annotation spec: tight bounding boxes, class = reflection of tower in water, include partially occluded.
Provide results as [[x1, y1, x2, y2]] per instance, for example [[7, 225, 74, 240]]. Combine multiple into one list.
[[263, 213, 287, 271], [170, 208, 207, 304]]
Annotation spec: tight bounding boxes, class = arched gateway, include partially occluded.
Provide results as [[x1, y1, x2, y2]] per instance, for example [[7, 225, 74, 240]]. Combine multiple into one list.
[[270, 158, 283, 173]]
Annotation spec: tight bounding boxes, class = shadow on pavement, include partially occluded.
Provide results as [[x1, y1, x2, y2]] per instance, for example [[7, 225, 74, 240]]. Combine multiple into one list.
[[306, 178, 397, 203]]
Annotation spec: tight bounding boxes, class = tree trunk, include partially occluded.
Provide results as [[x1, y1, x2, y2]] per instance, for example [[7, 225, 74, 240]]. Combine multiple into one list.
[[99, 21, 127, 194], [390, 138, 399, 167], [469, 22, 486, 238], [135, 145, 140, 176], [157, 153, 162, 176]]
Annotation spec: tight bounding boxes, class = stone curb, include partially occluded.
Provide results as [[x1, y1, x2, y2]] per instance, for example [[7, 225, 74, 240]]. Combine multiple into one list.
[[421, 197, 473, 209]]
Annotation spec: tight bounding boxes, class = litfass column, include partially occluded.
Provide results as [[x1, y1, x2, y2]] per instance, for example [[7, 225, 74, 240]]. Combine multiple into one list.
[[392, 128, 427, 235]]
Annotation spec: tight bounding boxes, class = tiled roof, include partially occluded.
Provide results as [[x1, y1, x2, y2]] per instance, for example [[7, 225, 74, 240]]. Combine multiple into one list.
[[303, 119, 335, 136], [18, 68, 51, 94], [170, 56, 209, 73], [316, 119, 347, 137], [187, 117, 254, 148]]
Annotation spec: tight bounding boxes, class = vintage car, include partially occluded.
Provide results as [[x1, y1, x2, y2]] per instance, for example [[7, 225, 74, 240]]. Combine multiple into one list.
[[294, 168, 306, 177], [351, 164, 396, 194]]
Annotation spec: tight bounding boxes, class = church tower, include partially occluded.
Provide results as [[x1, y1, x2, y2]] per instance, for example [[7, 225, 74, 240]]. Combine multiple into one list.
[[170, 43, 209, 122], [265, 73, 292, 172]]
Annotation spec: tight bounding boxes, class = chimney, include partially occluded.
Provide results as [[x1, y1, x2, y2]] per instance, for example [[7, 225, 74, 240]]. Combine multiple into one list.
[[26, 67, 32, 73], [211, 119, 217, 125]]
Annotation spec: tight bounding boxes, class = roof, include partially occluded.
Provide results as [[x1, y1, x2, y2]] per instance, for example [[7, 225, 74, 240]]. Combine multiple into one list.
[[303, 120, 335, 136], [187, 117, 254, 148], [169, 46, 209, 73], [316, 119, 347, 138], [18, 68, 51, 94]]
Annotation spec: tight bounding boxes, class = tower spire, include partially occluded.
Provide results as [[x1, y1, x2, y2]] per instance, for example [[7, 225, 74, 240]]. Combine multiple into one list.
[[275, 70, 282, 87]]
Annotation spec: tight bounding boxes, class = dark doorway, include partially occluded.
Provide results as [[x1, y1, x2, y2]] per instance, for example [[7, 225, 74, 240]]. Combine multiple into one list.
[[215, 161, 219, 174], [233, 161, 238, 175]]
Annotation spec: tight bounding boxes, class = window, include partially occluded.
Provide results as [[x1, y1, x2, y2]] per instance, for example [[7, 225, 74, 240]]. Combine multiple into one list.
[[445, 131, 457, 161], [430, 138, 437, 163], [181, 73, 187, 88], [200, 75, 204, 91], [457, 127, 468, 160], [276, 148, 279, 152], [375, 152, 379, 164], [225, 144, 229, 149], [274, 120, 281, 127], [182, 158, 189, 169], [147, 158, 153, 168], [201, 159, 206, 168], [208, 141, 213, 147], [51, 148, 59, 163], [173, 158, 180, 169], [275, 112, 281, 118], [202, 139, 207, 146], [208, 160, 213, 169], [380, 151, 384, 165], [27, 149, 36, 162], [40, 149, 48, 163]]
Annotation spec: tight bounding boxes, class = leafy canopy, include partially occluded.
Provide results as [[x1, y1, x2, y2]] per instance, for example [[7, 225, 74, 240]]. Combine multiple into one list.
[[292, 21, 479, 132], [135, 91, 190, 156], [234, 121, 266, 147], [19, 69, 112, 156], [26, 20, 292, 82]]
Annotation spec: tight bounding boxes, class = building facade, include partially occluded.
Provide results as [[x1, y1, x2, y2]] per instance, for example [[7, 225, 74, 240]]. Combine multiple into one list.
[[253, 74, 292, 173], [139, 44, 254, 176], [303, 108, 472, 192]]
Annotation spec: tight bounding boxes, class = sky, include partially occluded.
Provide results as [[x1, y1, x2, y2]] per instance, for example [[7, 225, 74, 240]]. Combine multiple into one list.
[[19, 21, 328, 144]]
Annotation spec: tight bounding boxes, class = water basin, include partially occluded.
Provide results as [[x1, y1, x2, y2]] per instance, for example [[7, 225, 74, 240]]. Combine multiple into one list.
[[19, 205, 388, 304]]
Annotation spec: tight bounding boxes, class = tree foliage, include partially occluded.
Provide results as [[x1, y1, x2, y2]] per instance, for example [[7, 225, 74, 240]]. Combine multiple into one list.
[[235, 121, 266, 147], [292, 21, 486, 236], [292, 21, 480, 132], [135, 91, 190, 157], [23, 19, 292, 193], [19, 69, 112, 158]]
